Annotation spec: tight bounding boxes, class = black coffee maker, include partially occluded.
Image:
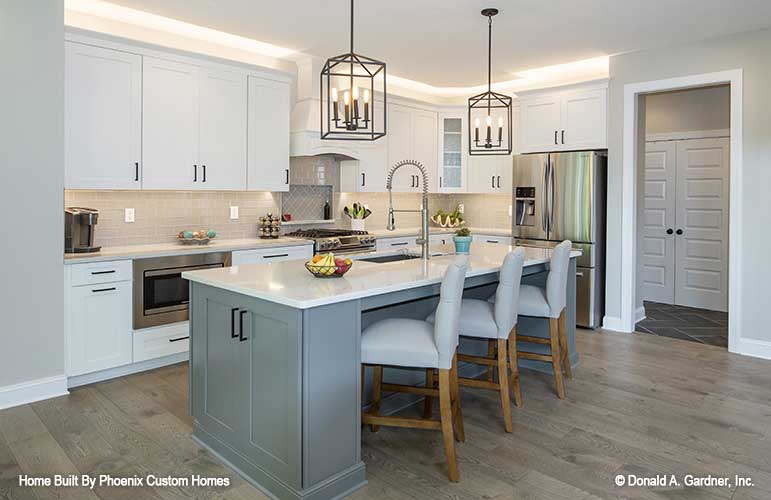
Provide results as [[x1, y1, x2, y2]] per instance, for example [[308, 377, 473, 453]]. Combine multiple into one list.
[[65, 207, 101, 253]]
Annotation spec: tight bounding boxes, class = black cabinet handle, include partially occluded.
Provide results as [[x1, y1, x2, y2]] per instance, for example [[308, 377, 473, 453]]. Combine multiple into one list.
[[91, 270, 115, 275], [439, 177, 442, 188], [263, 253, 288, 259], [193, 164, 197, 182], [361, 172, 366, 187], [134, 162, 139, 181], [491, 176, 495, 189], [676, 229, 683, 235], [169, 336, 189, 343], [554, 130, 558, 145], [202, 165, 206, 183], [239, 310, 248, 342], [231, 308, 239, 339], [390, 242, 408, 247], [497, 176, 501, 188], [666, 228, 674, 235], [561, 130, 565, 144], [486, 240, 499, 244], [285, 169, 290, 184], [91, 287, 116, 293]]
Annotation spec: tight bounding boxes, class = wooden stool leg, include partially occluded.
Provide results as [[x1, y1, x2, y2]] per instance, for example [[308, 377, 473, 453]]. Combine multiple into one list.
[[496, 338, 513, 433], [558, 311, 572, 379], [549, 319, 566, 399], [486, 339, 496, 382], [423, 368, 434, 418], [450, 354, 464, 442], [507, 328, 523, 407], [371, 365, 383, 431], [438, 369, 459, 482]]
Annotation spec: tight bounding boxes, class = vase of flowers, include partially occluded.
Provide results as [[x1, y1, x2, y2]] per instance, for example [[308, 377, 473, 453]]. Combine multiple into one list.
[[453, 227, 473, 254]]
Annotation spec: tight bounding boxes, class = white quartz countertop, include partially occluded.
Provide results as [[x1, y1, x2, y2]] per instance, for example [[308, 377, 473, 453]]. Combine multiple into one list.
[[64, 237, 313, 264], [183, 243, 580, 309], [368, 227, 513, 238]]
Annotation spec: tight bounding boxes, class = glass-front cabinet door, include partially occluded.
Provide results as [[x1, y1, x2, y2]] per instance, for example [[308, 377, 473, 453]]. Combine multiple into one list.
[[437, 113, 467, 192]]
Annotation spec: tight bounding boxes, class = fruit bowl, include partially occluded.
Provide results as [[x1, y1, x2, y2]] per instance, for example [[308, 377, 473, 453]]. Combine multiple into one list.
[[305, 254, 353, 278]]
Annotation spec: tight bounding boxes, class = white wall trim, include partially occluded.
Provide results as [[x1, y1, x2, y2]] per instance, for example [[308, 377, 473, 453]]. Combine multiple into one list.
[[68, 352, 188, 388], [621, 69, 743, 356], [735, 338, 771, 360], [602, 315, 624, 332], [646, 128, 730, 142], [0, 375, 69, 410], [635, 306, 646, 324]]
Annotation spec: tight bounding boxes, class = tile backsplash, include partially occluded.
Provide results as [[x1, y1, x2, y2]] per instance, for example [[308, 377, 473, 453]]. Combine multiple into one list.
[[64, 190, 280, 247]]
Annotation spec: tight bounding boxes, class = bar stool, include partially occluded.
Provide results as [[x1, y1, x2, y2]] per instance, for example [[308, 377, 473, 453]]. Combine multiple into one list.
[[426, 248, 525, 433], [361, 257, 469, 481], [512, 240, 573, 399]]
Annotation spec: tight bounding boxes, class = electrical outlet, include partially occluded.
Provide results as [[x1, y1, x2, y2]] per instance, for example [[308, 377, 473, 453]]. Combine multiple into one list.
[[458, 204, 465, 214], [230, 206, 239, 220], [124, 208, 135, 223], [508, 205, 513, 217]]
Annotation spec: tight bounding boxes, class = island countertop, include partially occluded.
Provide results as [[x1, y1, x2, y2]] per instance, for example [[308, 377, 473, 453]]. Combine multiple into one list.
[[182, 243, 581, 309]]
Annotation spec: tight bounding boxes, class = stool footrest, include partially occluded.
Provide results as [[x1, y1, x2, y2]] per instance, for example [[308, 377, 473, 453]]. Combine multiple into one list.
[[458, 377, 499, 390], [457, 354, 497, 366], [382, 383, 439, 397], [362, 413, 442, 430], [518, 335, 551, 345], [518, 351, 553, 362]]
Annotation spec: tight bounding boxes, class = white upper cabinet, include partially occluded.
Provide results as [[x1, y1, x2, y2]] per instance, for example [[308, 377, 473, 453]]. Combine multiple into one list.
[[519, 84, 607, 153], [142, 57, 201, 190], [65, 42, 142, 190], [248, 76, 290, 192], [437, 113, 468, 193], [387, 103, 437, 192], [199, 67, 247, 190], [466, 155, 512, 194], [413, 109, 438, 192]]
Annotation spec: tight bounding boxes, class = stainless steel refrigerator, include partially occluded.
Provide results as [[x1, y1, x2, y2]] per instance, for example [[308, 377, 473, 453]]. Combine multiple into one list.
[[512, 151, 606, 328]]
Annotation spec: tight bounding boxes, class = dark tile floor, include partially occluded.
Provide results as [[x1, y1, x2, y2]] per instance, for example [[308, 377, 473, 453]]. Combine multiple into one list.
[[635, 301, 728, 348]]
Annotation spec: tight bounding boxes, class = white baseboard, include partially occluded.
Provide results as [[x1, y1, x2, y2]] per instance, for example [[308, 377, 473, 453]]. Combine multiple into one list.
[[0, 375, 69, 410], [68, 352, 188, 388], [735, 337, 771, 361], [635, 306, 646, 324], [602, 315, 627, 332]]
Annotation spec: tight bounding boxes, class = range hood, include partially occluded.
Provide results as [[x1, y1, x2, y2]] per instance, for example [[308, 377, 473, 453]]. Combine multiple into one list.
[[290, 56, 366, 159]]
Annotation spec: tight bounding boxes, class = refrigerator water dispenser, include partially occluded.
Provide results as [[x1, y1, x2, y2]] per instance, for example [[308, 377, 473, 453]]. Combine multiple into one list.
[[515, 187, 536, 226]]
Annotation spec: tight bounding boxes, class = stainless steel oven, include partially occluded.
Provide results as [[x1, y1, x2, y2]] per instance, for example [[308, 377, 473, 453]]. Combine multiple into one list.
[[133, 252, 231, 329]]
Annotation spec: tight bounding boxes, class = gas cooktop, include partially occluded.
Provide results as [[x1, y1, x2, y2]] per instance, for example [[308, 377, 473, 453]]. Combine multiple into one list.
[[285, 229, 376, 253]]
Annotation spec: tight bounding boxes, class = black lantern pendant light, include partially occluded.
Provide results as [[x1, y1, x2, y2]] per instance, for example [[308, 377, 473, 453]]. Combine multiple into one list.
[[320, 0, 386, 141], [468, 8, 512, 155]]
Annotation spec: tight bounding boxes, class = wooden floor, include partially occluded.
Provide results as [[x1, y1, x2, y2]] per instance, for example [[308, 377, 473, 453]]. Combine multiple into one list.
[[2, 329, 770, 500]]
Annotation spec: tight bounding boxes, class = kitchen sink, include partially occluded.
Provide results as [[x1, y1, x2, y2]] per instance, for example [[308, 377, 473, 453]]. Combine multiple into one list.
[[358, 254, 422, 264]]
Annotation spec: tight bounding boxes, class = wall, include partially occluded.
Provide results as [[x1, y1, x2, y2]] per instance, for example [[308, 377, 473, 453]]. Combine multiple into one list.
[[645, 85, 730, 135], [65, 191, 280, 247], [607, 27, 771, 348], [0, 1, 65, 390]]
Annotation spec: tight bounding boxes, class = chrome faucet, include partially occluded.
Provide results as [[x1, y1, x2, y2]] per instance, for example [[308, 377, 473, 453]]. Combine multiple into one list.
[[386, 160, 430, 260]]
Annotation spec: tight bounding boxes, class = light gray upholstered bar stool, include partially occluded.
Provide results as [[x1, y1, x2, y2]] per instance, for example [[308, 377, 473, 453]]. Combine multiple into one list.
[[427, 248, 525, 433], [360, 257, 469, 481], [509, 240, 573, 399]]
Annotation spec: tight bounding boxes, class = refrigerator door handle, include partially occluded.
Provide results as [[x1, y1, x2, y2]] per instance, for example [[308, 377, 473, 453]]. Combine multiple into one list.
[[549, 159, 556, 233], [542, 160, 549, 232]]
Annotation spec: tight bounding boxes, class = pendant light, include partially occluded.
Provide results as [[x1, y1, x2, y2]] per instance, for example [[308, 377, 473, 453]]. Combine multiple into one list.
[[468, 8, 512, 155], [320, 0, 387, 141]]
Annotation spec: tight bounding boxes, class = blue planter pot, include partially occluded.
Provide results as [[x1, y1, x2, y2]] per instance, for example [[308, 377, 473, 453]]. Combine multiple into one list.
[[453, 235, 473, 254]]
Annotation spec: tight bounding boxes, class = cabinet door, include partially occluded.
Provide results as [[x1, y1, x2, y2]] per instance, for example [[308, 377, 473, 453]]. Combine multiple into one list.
[[438, 115, 466, 192], [466, 156, 498, 193], [199, 68, 247, 190], [561, 88, 607, 150], [68, 281, 132, 376], [387, 104, 416, 192], [496, 154, 513, 194], [520, 96, 562, 153], [358, 102, 388, 193], [65, 43, 142, 189], [248, 77, 290, 191], [142, 57, 199, 189], [413, 109, 438, 192]]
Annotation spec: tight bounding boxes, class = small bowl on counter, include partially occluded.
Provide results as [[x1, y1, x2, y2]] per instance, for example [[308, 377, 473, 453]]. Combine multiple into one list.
[[305, 254, 353, 278], [178, 229, 216, 245]]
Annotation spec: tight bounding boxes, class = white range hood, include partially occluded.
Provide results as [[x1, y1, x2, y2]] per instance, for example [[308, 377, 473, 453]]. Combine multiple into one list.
[[290, 56, 366, 159]]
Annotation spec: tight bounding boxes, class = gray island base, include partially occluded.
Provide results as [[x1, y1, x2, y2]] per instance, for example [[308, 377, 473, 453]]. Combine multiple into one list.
[[184, 244, 580, 499]]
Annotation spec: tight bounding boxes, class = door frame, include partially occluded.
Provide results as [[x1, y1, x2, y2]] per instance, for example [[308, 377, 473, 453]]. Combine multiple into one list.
[[618, 69, 742, 354]]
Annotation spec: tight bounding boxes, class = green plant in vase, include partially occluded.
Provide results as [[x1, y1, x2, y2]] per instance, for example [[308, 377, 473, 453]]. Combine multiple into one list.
[[453, 227, 473, 254]]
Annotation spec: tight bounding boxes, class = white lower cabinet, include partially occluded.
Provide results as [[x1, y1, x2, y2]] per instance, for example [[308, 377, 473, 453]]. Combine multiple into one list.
[[476, 234, 512, 245], [376, 236, 419, 251], [133, 322, 189, 363], [66, 266, 132, 376], [429, 233, 452, 246], [232, 245, 313, 265]]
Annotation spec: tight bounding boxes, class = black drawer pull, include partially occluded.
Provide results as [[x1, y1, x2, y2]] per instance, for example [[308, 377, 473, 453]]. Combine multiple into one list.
[[391, 242, 408, 247], [134, 162, 139, 181], [231, 308, 239, 338], [239, 310, 248, 342], [202, 164, 207, 183], [92, 287, 116, 293], [486, 240, 499, 244], [169, 336, 189, 343], [91, 270, 116, 275], [263, 253, 288, 259]]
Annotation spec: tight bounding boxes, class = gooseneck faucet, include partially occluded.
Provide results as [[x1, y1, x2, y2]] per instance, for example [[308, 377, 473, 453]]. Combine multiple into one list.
[[386, 160, 430, 260]]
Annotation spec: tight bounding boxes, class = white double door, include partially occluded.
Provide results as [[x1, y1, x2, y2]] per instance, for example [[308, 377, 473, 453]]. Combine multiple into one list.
[[641, 137, 729, 311]]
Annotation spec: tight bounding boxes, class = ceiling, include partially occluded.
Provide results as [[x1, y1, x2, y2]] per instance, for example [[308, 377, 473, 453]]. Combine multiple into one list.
[[84, 0, 771, 87]]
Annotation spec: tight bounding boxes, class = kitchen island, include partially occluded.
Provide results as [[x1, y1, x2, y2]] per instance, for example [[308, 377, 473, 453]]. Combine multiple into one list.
[[182, 243, 581, 500]]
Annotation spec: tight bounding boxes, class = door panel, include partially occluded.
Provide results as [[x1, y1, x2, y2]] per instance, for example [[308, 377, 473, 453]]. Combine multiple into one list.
[[512, 154, 549, 240], [641, 141, 677, 304], [248, 77, 290, 191], [520, 97, 561, 153], [674, 138, 729, 311], [413, 110, 438, 192], [549, 152, 596, 244], [561, 89, 607, 150], [387, 104, 415, 192]]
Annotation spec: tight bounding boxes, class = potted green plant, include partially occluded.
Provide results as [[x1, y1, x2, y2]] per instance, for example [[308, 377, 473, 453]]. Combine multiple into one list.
[[453, 227, 473, 254]]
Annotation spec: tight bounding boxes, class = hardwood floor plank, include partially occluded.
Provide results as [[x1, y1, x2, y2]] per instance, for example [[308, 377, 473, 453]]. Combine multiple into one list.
[[0, 431, 39, 500]]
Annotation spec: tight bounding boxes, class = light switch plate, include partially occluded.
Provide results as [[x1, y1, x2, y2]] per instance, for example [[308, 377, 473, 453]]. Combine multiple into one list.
[[508, 205, 513, 217], [230, 206, 239, 220], [458, 204, 465, 214], [124, 208, 135, 223]]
